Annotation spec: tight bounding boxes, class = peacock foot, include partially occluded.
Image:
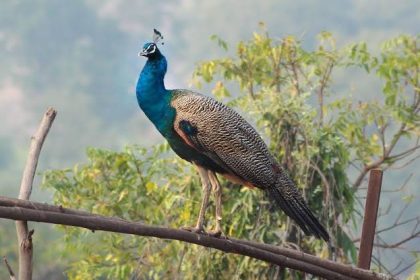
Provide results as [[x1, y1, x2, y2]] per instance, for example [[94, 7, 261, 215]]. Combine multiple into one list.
[[181, 225, 205, 234], [207, 229, 223, 238]]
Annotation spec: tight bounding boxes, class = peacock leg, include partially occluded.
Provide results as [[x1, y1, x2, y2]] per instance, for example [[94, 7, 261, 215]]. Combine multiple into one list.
[[208, 171, 222, 237], [182, 164, 211, 233]]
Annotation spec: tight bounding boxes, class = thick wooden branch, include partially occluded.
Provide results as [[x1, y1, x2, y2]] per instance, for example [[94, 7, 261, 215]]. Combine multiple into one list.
[[15, 107, 57, 280], [0, 197, 392, 280], [358, 169, 383, 270]]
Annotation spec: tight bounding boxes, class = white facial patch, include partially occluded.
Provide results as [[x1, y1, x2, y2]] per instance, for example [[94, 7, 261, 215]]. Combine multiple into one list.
[[146, 44, 156, 54]]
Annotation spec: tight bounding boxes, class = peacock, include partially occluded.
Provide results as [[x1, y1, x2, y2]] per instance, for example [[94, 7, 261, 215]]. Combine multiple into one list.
[[136, 29, 329, 241]]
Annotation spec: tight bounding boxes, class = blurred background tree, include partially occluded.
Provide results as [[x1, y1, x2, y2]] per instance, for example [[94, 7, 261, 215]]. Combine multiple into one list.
[[1, 1, 419, 279], [40, 29, 419, 279]]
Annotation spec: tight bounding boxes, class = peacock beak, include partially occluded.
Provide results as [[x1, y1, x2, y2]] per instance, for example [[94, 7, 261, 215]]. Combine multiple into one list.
[[138, 50, 147, 57]]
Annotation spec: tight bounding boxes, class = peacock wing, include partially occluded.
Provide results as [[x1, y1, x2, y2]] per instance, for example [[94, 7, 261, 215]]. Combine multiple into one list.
[[170, 90, 276, 188], [170, 90, 330, 241]]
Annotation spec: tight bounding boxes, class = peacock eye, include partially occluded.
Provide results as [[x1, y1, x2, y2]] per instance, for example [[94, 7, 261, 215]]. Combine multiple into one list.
[[146, 44, 156, 53]]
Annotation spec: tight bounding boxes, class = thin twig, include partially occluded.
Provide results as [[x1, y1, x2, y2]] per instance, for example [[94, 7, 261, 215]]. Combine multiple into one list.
[[379, 217, 417, 237], [373, 231, 420, 249], [388, 144, 420, 161], [390, 154, 420, 169], [3, 256, 16, 280], [377, 202, 392, 218], [395, 204, 410, 225], [394, 260, 417, 276], [352, 122, 408, 190], [15, 107, 57, 280], [382, 174, 412, 193]]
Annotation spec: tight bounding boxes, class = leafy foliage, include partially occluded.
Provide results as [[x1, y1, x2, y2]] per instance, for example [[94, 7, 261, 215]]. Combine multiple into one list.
[[43, 145, 300, 279], [43, 28, 419, 279]]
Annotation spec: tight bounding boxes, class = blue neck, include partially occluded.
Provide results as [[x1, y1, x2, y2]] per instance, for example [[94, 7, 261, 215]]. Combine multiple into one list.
[[136, 53, 174, 134], [137, 54, 167, 94]]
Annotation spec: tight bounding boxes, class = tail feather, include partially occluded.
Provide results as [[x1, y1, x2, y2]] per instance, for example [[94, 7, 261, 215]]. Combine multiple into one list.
[[268, 173, 330, 242]]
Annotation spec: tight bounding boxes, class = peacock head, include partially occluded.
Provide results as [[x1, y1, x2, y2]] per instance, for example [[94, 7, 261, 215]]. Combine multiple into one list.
[[139, 42, 160, 58], [138, 29, 164, 59]]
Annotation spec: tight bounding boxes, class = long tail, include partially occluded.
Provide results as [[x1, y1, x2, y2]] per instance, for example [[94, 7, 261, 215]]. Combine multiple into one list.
[[267, 171, 330, 242]]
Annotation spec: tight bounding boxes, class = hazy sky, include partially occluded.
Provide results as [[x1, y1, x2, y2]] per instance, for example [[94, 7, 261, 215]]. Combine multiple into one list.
[[0, 0, 418, 199]]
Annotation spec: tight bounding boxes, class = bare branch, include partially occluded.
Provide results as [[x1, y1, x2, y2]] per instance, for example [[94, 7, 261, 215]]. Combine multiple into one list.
[[377, 217, 418, 236], [3, 256, 16, 280], [0, 197, 393, 280], [390, 260, 403, 275], [377, 202, 392, 218], [15, 107, 57, 280], [352, 166, 373, 191], [382, 173, 412, 192], [390, 154, 420, 169], [352, 122, 410, 190], [18, 107, 57, 200], [376, 120, 389, 157], [373, 231, 420, 249], [370, 255, 394, 277], [388, 144, 420, 161], [394, 260, 417, 277], [384, 123, 407, 159], [353, 217, 419, 243], [396, 206, 411, 227]]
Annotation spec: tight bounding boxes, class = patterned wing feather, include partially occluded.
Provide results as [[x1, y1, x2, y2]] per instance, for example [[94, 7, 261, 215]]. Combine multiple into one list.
[[171, 89, 330, 241], [171, 90, 276, 188]]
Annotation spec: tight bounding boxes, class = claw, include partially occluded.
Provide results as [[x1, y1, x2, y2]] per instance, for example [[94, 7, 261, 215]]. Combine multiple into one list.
[[181, 226, 205, 234], [207, 229, 222, 238], [181, 226, 226, 238]]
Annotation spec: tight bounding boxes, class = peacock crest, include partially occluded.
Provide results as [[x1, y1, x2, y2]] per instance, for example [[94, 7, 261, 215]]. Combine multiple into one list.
[[153, 29, 164, 45]]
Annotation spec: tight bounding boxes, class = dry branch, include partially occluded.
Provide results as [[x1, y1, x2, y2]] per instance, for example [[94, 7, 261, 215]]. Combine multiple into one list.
[[352, 123, 410, 190], [373, 231, 420, 249], [15, 107, 57, 280], [0, 197, 392, 280], [3, 256, 16, 280]]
